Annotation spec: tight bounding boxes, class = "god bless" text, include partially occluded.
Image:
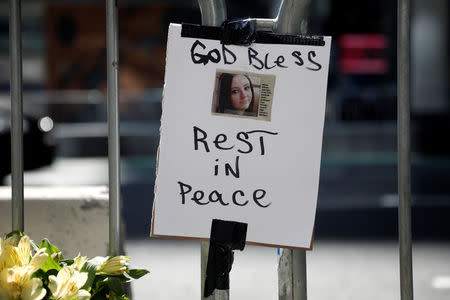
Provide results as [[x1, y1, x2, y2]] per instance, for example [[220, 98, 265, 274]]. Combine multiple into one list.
[[190, 40, 322, 71]]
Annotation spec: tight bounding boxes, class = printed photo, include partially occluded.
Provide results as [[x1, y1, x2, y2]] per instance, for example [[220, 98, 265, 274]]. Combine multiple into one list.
[[212, 70, 275, 121]]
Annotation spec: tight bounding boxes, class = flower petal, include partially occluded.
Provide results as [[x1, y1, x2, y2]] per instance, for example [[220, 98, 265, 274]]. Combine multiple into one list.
[[0, 244, 20, 270], [48, 275, 59, 295], [0, 287, 9, 300], [0, 268, 20, 299], [73, 271, 88, 290], [21, 278, 46, 300], [17, 236, 31, 266], [97, 256, 130, 275], [29, 249, 48, 273], [72, 255, 88, 271], [76, 289, 91, 300], [58, 266, 73, 282]]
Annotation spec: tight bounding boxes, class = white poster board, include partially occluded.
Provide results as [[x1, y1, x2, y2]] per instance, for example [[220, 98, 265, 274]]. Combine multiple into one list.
[[151, 24, 331, 249]]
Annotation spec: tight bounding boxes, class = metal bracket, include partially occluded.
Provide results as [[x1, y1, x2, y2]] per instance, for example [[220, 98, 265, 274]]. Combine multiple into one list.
[[197, 0, 311, 34]]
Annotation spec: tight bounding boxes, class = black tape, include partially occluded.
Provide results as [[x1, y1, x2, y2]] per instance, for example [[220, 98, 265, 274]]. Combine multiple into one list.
[[221, 19, 257, 45], [204, 219, 248, 297], [181, 22, 325, 46], [256, 31, 325, 46], [181, 23, 222, 41]]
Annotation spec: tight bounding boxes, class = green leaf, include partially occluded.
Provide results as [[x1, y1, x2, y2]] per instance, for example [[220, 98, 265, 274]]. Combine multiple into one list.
[[6, 231, 23, 239], [47, 269, 58, 276], [32, 268, 57, 299], [31, 269, 46, 281], [40, 256, 61, 272], [38, 239, 64, 272], [39, 239, 63, 258], [60, 259, 74, 267], [92, 277, 108, 293], [109, 293, 130, 300], [30, 240, 40, 253], [89, 277, 108, 299], [106, 277, 125, 297], [91, 293, 108, 300], [109, 293, 123, 300], [81, 257, 107, 291], [127, 269, 150, 280], [81, 263, 98, 292]]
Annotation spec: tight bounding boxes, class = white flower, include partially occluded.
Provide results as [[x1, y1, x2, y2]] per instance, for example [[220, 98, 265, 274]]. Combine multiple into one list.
[[48, 266, 90, 300], [97, 256, 129, 276], [72, 255, 88, 272], [0, 236, 47, 300]]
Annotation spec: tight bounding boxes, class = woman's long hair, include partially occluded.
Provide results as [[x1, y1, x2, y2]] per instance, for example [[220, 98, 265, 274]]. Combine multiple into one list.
[[217, 73, 255, 113]]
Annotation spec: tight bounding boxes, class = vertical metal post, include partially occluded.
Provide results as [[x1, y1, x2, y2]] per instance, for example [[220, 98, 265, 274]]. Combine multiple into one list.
[[275, 1, 309, 300], [201, 242, 229, 300], [9, 0, 24, 233], [198, 0, 227, 27], [275, 0, 311, 35], [398, 0, 414, 299], [292, 249, 307, 300], [278, 248, 307, 300], [196, 0, 310, 299], [106, 0, 121, 257], [201, 242, 209, 299], [198, 1, 227, 298]]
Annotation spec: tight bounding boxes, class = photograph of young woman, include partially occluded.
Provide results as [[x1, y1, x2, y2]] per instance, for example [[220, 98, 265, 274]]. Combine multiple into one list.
[[216, 73, 258, 117]]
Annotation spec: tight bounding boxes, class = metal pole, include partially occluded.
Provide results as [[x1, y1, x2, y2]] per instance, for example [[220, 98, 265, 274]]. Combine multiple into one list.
[[106, 0, 121, 257], [201, 242, 209, 300], [398, 0, 413, 299], [277, 249, 308, 300], [292, 249, 307, 300], [197, 1, 309, 299], [275, 0, 311, 35], [198, 0, 227, 27], [198, 0, 275, 32], [201, 242, 229, 300], [198, 1, 227, 298], [9, 0, 24, 233], [275, 1, 309, 299]]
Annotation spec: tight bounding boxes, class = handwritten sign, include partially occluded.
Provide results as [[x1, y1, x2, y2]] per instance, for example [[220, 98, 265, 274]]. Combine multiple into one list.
[[151, 24, 331, 249]]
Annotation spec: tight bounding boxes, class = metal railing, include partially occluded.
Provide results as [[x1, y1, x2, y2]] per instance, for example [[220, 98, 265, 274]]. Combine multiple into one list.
[[8, 0, 122, 257], [8, 0, 413, 299], [9, 0, 24, 233], [197, 0, 413, 300], [398, 0, 414, 299], [106, 0, 121, 257], [197, 0, 309, 299]]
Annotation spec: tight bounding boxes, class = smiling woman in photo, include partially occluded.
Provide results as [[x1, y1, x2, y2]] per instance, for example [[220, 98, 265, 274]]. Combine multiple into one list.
[[217, 73, 257, 117]]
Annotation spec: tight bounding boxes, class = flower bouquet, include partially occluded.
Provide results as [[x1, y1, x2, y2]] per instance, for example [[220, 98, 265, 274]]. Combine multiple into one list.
[[0, 232, 149, 300]]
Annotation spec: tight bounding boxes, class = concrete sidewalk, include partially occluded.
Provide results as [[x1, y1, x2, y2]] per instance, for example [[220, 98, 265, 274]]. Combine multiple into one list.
[[125, 239, 450, 300]]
